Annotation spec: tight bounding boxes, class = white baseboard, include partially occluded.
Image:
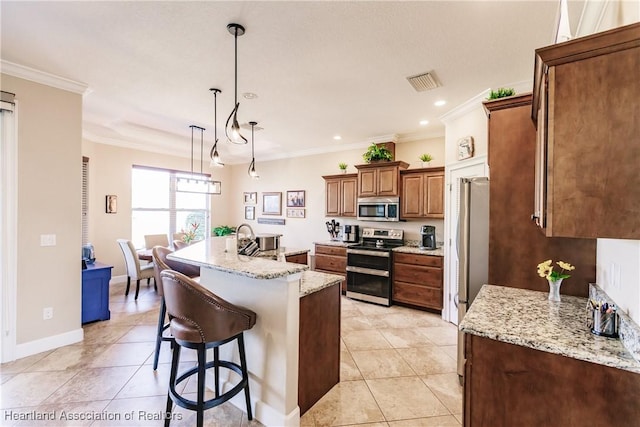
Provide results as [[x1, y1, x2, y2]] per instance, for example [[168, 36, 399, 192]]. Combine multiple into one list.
[[15, 328, 84, 359], [110, 274, 128, 284]]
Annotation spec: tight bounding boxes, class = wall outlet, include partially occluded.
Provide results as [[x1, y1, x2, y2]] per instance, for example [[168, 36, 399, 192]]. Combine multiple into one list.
[[43, 307, 53, 320], [40, 234, 56, 246], [610, 262, 621, 289]]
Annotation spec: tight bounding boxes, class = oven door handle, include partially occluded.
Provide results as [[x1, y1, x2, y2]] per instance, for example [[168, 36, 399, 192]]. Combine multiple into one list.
[[346, 266, 390, 277], [346, 249, 390, 257]]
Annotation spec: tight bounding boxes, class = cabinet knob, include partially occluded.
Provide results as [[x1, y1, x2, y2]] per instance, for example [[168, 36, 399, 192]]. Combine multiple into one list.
[[531, 214, 539, 221]]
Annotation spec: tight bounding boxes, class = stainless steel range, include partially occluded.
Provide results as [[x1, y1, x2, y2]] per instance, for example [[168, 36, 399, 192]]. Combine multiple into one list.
[[346, 227, 404, 306]]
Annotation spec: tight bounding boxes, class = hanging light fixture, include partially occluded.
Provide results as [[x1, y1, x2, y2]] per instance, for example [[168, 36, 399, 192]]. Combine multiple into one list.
[[225, 23, 248, 145], [176, 125, 222, 194], [248, 121, 259, 179], [209, 88, 224, 167]]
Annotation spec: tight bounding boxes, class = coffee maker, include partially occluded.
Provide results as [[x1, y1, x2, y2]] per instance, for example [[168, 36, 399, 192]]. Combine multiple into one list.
[[342, 224, 360, 243], [419, 225, 437, 250]]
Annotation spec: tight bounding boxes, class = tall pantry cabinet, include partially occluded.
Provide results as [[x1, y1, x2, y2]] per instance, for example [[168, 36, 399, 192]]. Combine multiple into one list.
[[484, 94, 596, 297]]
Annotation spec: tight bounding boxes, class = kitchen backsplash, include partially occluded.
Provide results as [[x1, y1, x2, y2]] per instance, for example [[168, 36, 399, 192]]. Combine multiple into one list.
[[590, 283, 640, 365]]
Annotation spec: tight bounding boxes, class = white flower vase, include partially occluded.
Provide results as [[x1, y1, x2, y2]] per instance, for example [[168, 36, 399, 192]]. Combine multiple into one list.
[[547, 278, 563, 302]]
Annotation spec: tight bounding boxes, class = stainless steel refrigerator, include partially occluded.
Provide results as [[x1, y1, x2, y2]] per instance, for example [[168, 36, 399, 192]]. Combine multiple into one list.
[[456, 177, 490, 380]]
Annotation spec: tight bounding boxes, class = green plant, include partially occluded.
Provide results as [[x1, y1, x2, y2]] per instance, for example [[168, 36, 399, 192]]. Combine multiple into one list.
[[212, 225, 236, 237], [338, 162, 348, 170], [488, 88, 516, 100], [419, 153, 433, 162], [362, 143, 393, 163]]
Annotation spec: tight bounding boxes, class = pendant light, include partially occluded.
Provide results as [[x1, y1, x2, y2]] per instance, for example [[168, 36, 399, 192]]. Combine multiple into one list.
[[209, 88, 224, 167], [176, 125, 222, 194], [248, 121, 259, 179], [225, 23, 248, 145]]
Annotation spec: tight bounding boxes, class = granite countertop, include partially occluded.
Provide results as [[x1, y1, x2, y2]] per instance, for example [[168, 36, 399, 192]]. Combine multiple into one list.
[[460, 285, 640, 374], [299, 270, 343, 297], [255, 246, 310, 258], [313, 240, 355, 247], [168, 238, 309, 280], [393, 245, 444, 256]]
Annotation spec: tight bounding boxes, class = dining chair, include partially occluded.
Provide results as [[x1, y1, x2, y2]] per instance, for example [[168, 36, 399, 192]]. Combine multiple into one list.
[[151, 246, 200, 370], [144, 234, 169, 249], [117, 239, 155, 299], [172, 232, 186, 243], [173, 240, 188, 250]]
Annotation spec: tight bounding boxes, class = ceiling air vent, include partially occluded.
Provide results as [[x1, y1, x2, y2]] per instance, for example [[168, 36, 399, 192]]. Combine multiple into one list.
[[406, 71, 441, 92]]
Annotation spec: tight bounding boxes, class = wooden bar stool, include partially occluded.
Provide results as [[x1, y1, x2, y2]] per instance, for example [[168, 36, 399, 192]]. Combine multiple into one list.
[[160, 270, 257, 427]]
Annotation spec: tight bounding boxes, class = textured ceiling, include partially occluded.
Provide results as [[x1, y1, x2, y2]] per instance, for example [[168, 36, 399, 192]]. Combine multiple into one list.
[[1, 1, 570, 164]]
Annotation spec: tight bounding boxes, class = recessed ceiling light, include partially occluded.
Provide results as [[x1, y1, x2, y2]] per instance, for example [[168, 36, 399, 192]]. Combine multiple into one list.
[[434, 100, 446, 107], [243, 92, 258, 100], [333, 135, 342, 140], [419, 120, 429, 126]]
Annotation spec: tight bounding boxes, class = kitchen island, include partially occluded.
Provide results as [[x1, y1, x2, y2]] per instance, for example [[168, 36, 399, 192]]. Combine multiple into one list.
[[168, 239, 340, 426], [459, 285, 640, 426]]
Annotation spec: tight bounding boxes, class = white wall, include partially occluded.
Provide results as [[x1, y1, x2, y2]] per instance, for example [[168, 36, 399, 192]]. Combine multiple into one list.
[[1, 73, 83, 351]]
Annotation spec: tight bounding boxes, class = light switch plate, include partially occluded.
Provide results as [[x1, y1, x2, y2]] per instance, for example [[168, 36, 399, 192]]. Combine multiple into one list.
[[40, 234, 56, 246]]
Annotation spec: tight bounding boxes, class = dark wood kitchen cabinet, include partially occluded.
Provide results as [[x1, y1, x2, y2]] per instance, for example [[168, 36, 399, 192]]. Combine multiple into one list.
[[355, 161, 409, 197], [285, 252, 308, 265], [484, 94, 596, 297], [392, 252, 443, 310], [400, 167, 445, 219], [464, 334, 640, 427], [532, 22, 640, 239], [313, 244, 347, 292], [323, 173, 357, 217]]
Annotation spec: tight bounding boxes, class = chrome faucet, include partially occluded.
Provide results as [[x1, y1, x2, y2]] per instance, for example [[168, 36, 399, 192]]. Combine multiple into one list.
[[236, 223, 255, 251]]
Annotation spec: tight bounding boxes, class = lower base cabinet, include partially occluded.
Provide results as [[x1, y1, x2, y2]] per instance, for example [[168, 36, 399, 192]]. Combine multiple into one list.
[[392, 253, 443, 310], [285, 252, 308, 265], [464, 334, 640, 426], [299, 282, 341, 414], [313, 244, 347, 293], [81, 262, 113, 324]]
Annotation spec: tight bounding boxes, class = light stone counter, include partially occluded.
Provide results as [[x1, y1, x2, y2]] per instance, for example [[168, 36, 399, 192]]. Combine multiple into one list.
[[255, 247, 310, 259], [168, 238, 308, 279], [460, 285, 640, 374], [313, 240, 355, 247], [393, 245, 444, 257], [299, 270, 343, 297]]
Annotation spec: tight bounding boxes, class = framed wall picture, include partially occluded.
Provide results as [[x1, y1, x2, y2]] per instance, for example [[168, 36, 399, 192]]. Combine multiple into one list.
[[286, 190, 306, 207], [244, 206, 255, 220], [457, 136, 475, 160], [106, 195, 117, 214], [286, 208, 305, 218], [262, 192, 282, 215], [243, 192, 257, 205]]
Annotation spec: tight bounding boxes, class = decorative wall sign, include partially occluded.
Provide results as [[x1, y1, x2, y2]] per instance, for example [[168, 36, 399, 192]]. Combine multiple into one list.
[[106, 195, 117, 213], [457, 136, 475, 160], [258, 218, 286, 225], [286, 208, 305, 218], [286, 190, 305, 207], [244, 206, 255, 220], [243, 192, 257, 205], [262, 192, 282, 215]]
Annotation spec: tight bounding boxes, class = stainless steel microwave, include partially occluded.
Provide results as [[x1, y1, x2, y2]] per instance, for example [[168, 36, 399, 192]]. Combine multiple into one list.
[[357, 197, 400, 222]]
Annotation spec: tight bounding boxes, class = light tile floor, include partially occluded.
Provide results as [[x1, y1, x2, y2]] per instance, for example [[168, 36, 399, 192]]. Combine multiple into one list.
[[1, 281, 462, 426]]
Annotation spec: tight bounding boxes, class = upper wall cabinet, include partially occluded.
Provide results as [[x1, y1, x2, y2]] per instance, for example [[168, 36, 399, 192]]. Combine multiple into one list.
[[355, 161, 409, 197], [532, 22, 640, 239], [323, 173, 357, 217], [400, 167, 445, 219]]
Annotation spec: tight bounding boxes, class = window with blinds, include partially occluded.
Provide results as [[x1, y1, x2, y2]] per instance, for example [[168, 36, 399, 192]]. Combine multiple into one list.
[[131, 165, 210, 249], [82, 157, 89, 245]]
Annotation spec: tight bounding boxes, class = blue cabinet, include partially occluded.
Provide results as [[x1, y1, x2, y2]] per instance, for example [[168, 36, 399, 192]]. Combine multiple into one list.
[[82, 261, 113, 324]]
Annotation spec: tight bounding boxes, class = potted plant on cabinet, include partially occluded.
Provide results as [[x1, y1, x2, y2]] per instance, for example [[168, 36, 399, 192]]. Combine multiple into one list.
[[338, 162, 348, 173], [487, 88, 516, 100], [419, 153, 433, 167], [362, 143, 393, 163]]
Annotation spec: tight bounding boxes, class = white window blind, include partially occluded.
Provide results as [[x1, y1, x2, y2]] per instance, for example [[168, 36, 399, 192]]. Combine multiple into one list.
[[82, 157, 89, 245]]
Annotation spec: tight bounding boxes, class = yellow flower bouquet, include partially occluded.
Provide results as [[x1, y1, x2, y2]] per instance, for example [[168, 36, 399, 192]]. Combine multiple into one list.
[[537, 260, 575, 302], [537, 260, 575, 280]]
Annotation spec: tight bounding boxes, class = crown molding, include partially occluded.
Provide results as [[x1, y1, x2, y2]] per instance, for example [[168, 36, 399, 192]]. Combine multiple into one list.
[[439, 89, 490, 124], [1, 60, 88, 95]]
